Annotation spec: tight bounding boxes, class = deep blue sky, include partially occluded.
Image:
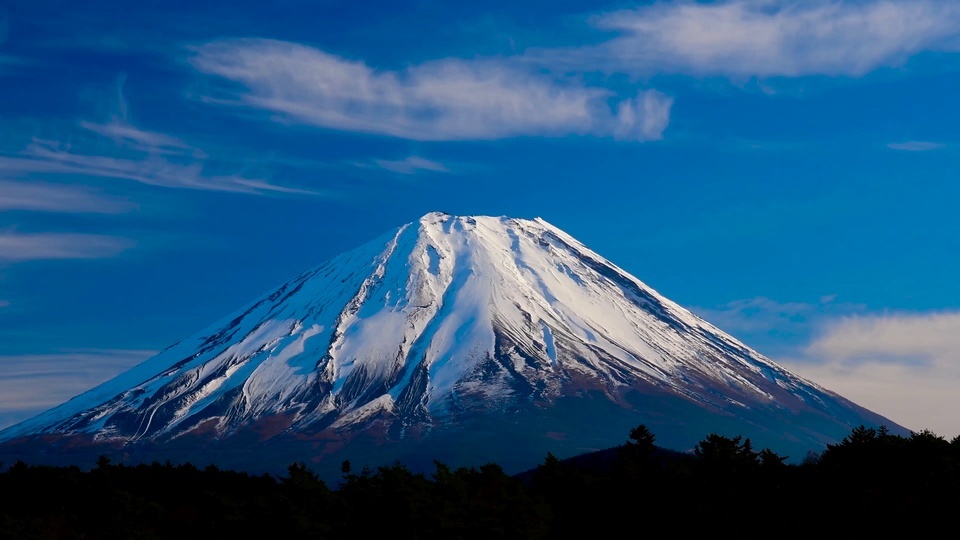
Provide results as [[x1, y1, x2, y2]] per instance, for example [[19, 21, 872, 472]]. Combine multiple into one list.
[[2, 0, 960, 436]]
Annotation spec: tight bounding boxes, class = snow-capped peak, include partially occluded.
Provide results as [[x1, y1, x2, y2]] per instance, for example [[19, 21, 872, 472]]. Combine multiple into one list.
[[0, 213, 895, 469]]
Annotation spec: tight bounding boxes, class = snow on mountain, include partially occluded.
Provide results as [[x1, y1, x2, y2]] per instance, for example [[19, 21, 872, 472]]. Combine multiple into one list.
[[0, 212, 900, 472]]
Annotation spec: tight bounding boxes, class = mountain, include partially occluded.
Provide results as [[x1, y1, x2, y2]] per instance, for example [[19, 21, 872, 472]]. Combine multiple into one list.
[[0, 212, 901, 476]]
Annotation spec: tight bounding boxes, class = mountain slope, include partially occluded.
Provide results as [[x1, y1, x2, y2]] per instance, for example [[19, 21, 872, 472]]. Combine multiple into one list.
[[0, 212, 900, 474]]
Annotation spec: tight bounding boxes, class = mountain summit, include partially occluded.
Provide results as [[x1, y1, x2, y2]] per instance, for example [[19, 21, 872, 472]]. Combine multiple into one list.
[[0, 213, 898, 474]]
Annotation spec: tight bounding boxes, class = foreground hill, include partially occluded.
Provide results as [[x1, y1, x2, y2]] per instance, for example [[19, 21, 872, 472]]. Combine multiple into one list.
[[1, 425, 956, 537]]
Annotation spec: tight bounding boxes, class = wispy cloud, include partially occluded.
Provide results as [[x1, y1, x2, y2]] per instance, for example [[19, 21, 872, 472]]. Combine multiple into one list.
[[0, 135, 312, 196], [0, 74, 315, 196], [780, 311, 960, 437], [0, 180, 133, 213], [79, 120, 193, 154], [0, 349, 154, 430], [76, 76, 194, 154], [887, 141, 946, 151], [535, 0, 960, 78], [0, 232, 135, 262], [369, 156, 449, 175], [0, 300, 9, 308], [189, 39, 673, 141]]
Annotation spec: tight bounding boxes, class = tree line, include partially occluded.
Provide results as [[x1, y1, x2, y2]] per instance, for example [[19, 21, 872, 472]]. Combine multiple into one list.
[[2, 424, 958, 537]]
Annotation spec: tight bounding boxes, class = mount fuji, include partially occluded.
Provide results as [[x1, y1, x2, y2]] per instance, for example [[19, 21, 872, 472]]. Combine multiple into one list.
[[0, 212, 900, 475]]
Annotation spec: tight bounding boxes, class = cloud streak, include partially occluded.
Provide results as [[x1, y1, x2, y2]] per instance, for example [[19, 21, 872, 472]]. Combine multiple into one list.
[[371, 156, 449, 175], [0, 232, 135, 261], [0, 180, 133, 213], [1, 71, 315, 196], [535, 0, 960, 78], [887, 141, 946, 151], [79, 120, 192, 154], [0, 133, 313, 196], [189, 39, 673, 141]]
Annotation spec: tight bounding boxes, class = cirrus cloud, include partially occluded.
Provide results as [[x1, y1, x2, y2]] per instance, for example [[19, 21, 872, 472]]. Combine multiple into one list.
[[0, 180, 133, 213], [887, 141, 946, 151], [0, 135, 313, 196], [189, 39, 673, 142], [535, 0, 960, 78], [370, 156, 449, 175], [0, 232, 135, 262], [79, 120, 192, 154]]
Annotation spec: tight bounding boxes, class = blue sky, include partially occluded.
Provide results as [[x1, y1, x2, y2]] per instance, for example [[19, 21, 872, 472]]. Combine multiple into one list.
[[2, 0, 960, 438]]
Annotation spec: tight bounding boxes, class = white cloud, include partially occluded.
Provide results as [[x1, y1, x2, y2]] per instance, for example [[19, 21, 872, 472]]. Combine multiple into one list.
[[79, 120, 192, 154], [696, 297, 960, 436], [0, 300, 9, 308], [0, 349, 154, 429], [0, 137, 312, 195], [74, 76, 197, 155], [371, 156, 449, 175], [0, 180, 133, 213], [189, 39, 673, 141], [887, 141, 946, 151], [780, 311, 960, 438], [0, 232, 135, 261], [806, 312, 960, 364], [0, 74, 314, 196], [539, 0, 960, 78]]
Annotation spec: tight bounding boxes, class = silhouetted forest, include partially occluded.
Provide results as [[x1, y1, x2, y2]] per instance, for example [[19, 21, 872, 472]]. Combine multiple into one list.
[[2, 425, 958, 538]]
